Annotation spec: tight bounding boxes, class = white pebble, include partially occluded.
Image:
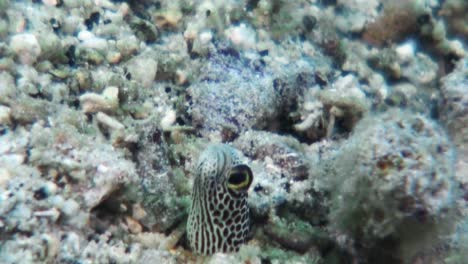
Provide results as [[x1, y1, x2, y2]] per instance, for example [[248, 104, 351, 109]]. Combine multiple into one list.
[[79, 86, 119, 113], [61, 199, 80, 216], [34, 208, 61, 222], [69, 169, 87, 182], [42, 0, 58, 6], [126, 57, 157, 89], [106, 51, 122, 64], [119, 3, 130, 17], [160, 109, 176, 131], [396, 40, 416, 63], [77, 30, 95, 41], [81, 37, 108, 51], [116, 36, 140, 57], [0, 168, 11, 187], [63, 232, 81, 255], [1, 154, 25, 166], [50, 195, 65, 208], [62, 15, 82, 34], [97, 164, 110, 174], [199, 31, 213, 45], [102, 86, 118, 100], [393, 83, 417, 98], [448, 39, 465, 57], [0, 105, 11, 125], [43, 181, 58, 195], [10, 33, 42, 65], [225, 23, 256, 50], [96, 112, 125, 131]]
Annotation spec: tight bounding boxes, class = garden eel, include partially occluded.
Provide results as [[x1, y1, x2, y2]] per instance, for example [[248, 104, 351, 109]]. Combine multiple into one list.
[[187, 144, 253, 255]]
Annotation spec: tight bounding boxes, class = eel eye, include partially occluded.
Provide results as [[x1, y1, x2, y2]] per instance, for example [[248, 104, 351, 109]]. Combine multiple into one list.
[[227, 164, 253, 191]]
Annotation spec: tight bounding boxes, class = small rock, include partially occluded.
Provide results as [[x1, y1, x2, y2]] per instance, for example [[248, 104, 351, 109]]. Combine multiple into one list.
[[77, 30, 95, 41], [78, 48, 104, 65], [191, 30, 214, 55], [116, 36, 140, 58], [447, 39, 465, 58], [129, 18, 159, 43], [42, 181, 58, 196], [138, 249, 176, 263], [154, 9, 182, 28], [69, 169, 87, 182], [392, 83, 417, 100], [37, 33, 63, 62], [61, 15, 82, 34], [132, 203, 147, 220], [62, 232, 80, 256], [401, 52, 438, 85], [132, 232, 166, 248], [81, 37, 108, 51], [125, 55, 157, 89], [125, 216, 143, 234], [10, 33, 42, 65], [0, 168, 11, 187], [75, 70, 93, 91], [40, 234, 60, 260], [42, 0, 58, 6], [0, 72, 15, 103], [0, 105, 11, 125], [160, 109, 176, 131], [96, 112, 124, 131], [61, 199, 80, 216], [395, 40, 416, 63], [106, 51, 121, 64], [33, 208, 61, 222], [199, 31, 213, 45], [118, 3, 130, 17], [225, 23, 257, 50], [10, 97, 51, 125], [79, 86, 119, 113]]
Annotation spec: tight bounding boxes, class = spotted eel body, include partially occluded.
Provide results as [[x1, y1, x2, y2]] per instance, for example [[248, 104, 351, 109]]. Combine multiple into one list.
[[187, 144, 253, 255]]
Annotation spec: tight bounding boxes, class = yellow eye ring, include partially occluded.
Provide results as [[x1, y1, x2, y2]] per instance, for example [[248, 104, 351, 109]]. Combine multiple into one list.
[[227, 164, 253, 191]]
